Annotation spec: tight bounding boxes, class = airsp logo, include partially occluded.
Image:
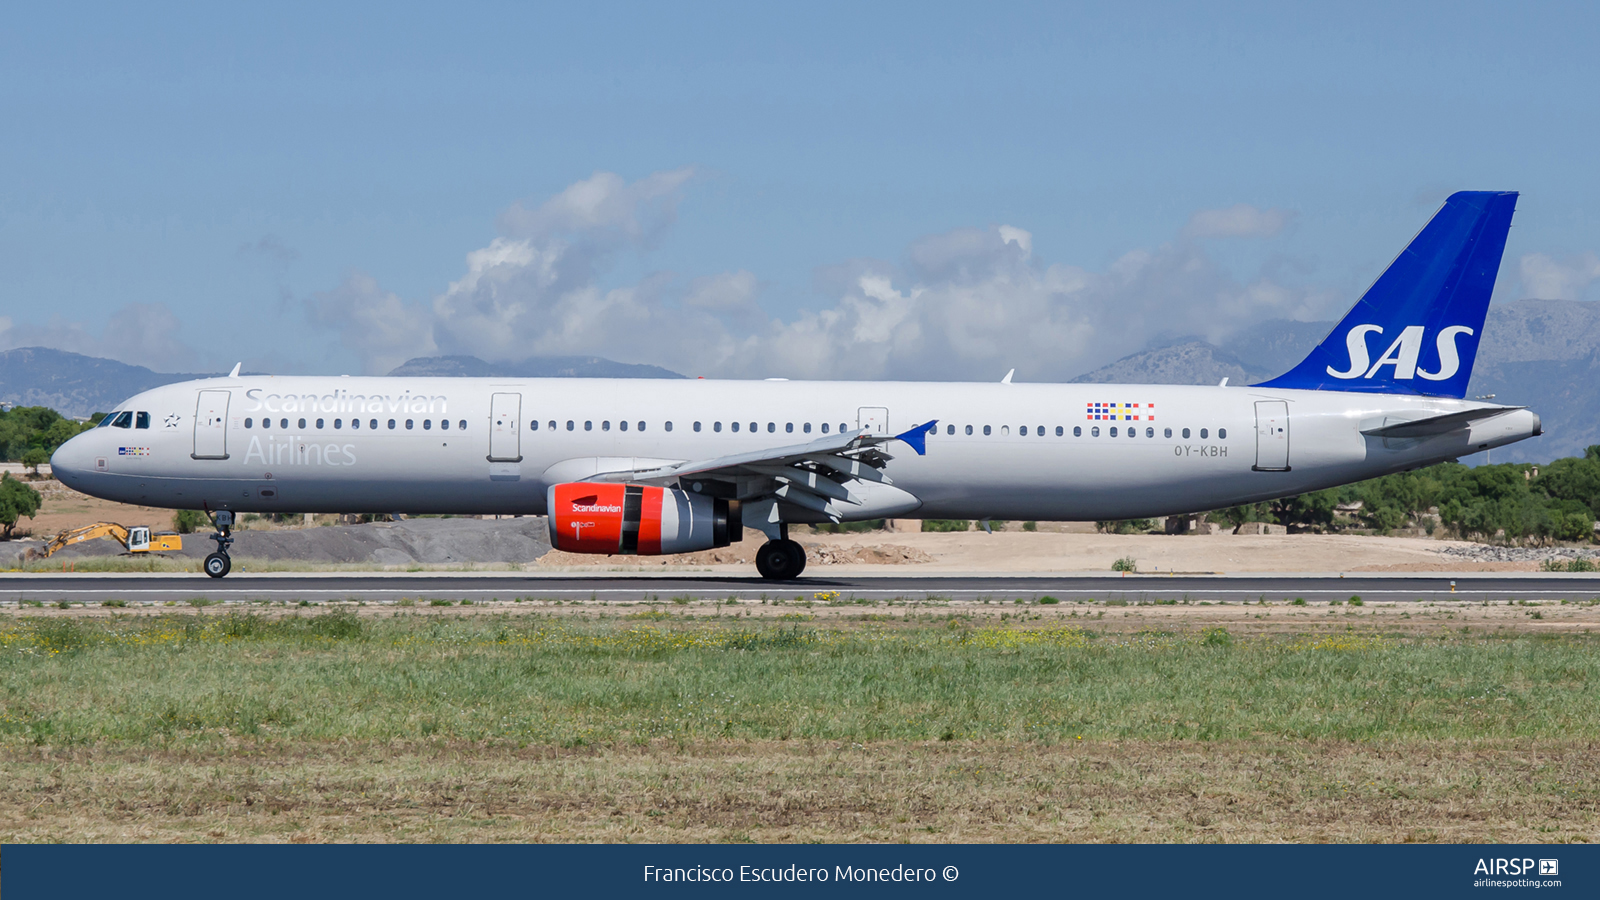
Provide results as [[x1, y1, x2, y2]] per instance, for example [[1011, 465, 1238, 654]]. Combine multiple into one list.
[[1326, 324, 1474, 381]]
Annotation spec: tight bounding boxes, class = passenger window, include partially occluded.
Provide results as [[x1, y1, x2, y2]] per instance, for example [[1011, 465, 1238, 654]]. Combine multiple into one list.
[[714, 422, 722, 432], [458, 420, 466, 430], [1164, 427, 1171, 438], [732, 422, 740, 432], [965, 425, 973, 435], [663, 421, 672, 432], [1037, 425, 1045, 436], [244, 417, 254, 428], [317, 418, 325, 429], [1056, 426, 1064, 436], [945, 425, 954, 435], [601, 421, 610, 432], [583, 421, 592, 431], [547, 421, 555, 431], [694, 421, 702, 432], [423, 419, 432, 430], [441, 419, 449, 430], [1219, 428, 1227, 439], [1200, 428, 1209, 439], [1001, 425, 1010, 436], [785, 423, 793, 433], [983, 425, 991, 436], [840, 423, 848, 434], [370, 419, 378, 430], [388, 419, 397, 430], [1146, 427, 1154, 438], [135, 412, 150, 429], [619, 421, 628, 431], [567, 420, 575, 431], [821, 423, 829, 434], [1182, 428, 1191, 439], [638, 421, 647, 431], [299, 418, 307, 429], [1128, 428, 1135, 438], [1073, 426, 1081, 437], [280, 418, 289, 429], [804, 423, 812, 433], [1111, 427, 1119, 437], [1091, 426, 1100, 437], [529, 420, 539, 431], [1019, 426, 1028, 436], [352, 419, 361, 430], [334, 419, 342, 429], [751, 422, 759, 433]]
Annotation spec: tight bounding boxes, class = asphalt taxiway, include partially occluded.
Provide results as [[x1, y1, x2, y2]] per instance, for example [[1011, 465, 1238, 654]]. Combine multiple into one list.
[[3, 572, 1600, 604]]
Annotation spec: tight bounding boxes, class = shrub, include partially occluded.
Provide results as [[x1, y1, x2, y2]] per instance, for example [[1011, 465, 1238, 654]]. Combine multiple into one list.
[[1348, 596, 1364, 606], [173, 510, 207, 534], [1291, 597, 1307, 606], [921, 519, 970, 532], [1111, 556, 1137, 572], [1038, 596, 1060, 604], [1022, 521, 1038, 532]]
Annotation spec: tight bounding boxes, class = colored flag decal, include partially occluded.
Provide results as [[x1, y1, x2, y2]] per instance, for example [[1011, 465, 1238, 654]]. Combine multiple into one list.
[[1085, 402, 1154, 421], [117, 447, 151, 456]]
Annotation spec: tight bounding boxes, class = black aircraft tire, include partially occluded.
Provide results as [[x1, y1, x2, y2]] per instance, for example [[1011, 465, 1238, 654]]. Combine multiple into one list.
[[755, 540, 803, 580], [204, 552, 232, 579], [782, 539, 807, 577]]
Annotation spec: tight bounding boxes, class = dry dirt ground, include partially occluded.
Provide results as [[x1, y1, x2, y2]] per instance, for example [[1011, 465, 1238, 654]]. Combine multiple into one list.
[[6, 740, 1593, 844], [538, 529, 1550, 574], [0, 476, 1578, 573]]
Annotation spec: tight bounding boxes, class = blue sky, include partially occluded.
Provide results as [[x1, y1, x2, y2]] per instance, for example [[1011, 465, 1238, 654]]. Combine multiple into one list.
[[3, 2, 1598, 378]]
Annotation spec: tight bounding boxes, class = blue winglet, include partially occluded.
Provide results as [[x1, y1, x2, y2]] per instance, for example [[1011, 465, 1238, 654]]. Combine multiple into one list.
[[894, 420, 938, 456]]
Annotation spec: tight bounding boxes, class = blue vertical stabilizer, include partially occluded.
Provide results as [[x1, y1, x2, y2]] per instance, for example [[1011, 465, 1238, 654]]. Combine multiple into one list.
[[1255, 191, 1517, 398]]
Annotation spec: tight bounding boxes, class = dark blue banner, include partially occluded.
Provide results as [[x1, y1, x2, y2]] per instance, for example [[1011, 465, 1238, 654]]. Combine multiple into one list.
[[5, 843, 1594, 899]]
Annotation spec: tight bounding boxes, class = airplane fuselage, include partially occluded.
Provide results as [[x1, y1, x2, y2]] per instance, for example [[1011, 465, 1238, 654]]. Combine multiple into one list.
[[51, 375, 1541, 522]]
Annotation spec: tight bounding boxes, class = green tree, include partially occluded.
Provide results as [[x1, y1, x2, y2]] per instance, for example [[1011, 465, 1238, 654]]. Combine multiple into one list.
[[0, 473, 42, 539], [20, 448, 49, 475], [173, 509, 208, 534]]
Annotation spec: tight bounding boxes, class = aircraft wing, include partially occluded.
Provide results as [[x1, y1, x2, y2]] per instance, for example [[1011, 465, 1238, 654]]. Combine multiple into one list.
[[582, 420, 938, 520], [1360, 406, 1526, 438]]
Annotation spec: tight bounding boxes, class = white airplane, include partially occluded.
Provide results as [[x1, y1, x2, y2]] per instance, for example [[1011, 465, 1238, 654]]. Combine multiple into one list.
[[51, 191, 1539, 580]]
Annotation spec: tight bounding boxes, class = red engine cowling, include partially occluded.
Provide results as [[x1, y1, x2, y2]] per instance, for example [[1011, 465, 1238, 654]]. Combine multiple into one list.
[[547, 483, 739, 555]]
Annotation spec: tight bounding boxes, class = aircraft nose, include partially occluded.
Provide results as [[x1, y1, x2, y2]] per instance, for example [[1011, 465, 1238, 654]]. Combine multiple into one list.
[[50, 432, 95, 489]]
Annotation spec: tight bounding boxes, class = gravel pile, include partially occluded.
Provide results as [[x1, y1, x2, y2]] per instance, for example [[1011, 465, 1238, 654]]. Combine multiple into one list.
[[1437, 544, 1600, 564], [16, 517, 553, 565]]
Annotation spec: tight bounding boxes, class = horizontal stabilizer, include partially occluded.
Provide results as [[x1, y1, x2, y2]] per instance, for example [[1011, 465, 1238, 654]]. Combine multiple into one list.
[[1360, 407, 1524, 438]]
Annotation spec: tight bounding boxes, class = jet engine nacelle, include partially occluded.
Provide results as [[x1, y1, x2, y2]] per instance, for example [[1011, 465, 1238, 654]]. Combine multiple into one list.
[[547, 483, 739, 555]]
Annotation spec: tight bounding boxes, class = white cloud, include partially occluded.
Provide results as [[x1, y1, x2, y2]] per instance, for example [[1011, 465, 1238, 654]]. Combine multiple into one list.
[[307, 272, 438, 375], [313, 170, 1342, 379], [1519, 252, 1600, 301], [0, 302, 200, 372], [1183, 204, 1295, 239]]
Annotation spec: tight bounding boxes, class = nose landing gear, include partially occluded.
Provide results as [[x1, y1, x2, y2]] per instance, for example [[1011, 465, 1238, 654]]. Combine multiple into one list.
[[203, 509, 234, 579], [754, 538, 807, 580]]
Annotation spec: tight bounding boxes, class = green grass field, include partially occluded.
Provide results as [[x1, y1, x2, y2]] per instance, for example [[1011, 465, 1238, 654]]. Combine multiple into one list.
[[2, 609, 1597, 842]]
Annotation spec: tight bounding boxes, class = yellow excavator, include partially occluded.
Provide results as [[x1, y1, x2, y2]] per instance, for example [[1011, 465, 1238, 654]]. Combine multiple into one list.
[[35, 523, 183, 560]]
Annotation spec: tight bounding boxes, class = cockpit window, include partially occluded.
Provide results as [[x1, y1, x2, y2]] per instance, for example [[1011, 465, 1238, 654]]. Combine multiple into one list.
[[110, 411, 134, 429], [135, 412, 151, 429]]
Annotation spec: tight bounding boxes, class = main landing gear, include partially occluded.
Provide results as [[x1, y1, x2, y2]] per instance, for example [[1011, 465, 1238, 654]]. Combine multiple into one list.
[[754, 538, 807, 580], [203, 510, 235, 579]]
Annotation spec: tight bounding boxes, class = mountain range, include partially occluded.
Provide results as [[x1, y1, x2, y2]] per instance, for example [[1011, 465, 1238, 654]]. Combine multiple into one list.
[[0, 349, 682, 419], [3, 297, 1595, 461], [1070, 298, 1600, 461]]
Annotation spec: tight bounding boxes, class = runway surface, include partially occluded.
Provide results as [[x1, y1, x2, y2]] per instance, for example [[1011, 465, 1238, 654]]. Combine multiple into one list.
[[4, 571, 1600, 604]]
